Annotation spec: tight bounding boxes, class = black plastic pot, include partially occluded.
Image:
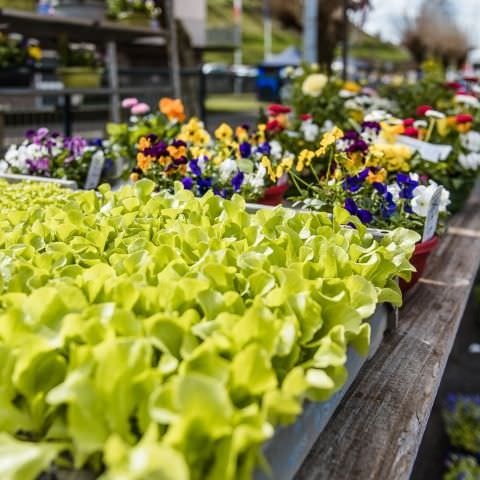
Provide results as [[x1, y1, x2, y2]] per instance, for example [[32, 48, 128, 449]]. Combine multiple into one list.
[[0, 66, 32, 87]]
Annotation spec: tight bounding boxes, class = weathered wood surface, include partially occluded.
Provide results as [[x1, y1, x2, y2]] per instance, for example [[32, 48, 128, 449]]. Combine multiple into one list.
[[296, 184, 480, 480]]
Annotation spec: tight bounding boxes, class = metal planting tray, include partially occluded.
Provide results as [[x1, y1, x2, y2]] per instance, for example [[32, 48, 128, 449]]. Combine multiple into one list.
[[254, 304, 388, 480]]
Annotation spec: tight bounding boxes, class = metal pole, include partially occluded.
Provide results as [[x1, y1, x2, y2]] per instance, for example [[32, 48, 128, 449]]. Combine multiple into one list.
[[342, 0, 349, 81], [106, 40, 120, 123], [233, 0, 243, 65], [63, 93, 72, 137], [263, 0, 272, 61], [303, 0, 319, 63], [165, 0, 181, 98]]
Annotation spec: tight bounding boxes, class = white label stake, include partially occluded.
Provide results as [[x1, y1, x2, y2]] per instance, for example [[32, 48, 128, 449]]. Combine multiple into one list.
[[423, 187, 443, 242]]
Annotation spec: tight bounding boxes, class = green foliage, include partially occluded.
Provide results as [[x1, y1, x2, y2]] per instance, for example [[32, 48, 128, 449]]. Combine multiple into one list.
[[444, 455, 480, 480], [0, 179, 416, 479], [443, 395, 480, 454]]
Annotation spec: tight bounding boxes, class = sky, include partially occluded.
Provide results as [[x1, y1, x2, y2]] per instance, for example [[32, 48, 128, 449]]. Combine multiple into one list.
[[363, 0, 480, 48]]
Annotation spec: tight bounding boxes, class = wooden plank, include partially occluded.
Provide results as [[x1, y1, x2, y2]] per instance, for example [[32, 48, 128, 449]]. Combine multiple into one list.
[[295, 182, 480, 480]]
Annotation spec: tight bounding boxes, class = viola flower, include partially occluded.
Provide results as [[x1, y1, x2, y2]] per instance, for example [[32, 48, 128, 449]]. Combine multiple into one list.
[[257, 142, 271, 155], [346, 139, 369, 154], [231, 171, 244, 192], [456, 114, 473, 124], [122, 97, 139, 108], [403, 118, 415, 127], [300, 114, 313, 121], [344, 198, 372, 224], [181, 177, 193, 190], [266, 119, 282, 132], [188, 159, 202, 176], [239, 142, 252, 158], [215, 123, 233, 142], [198, 176, 212, 194]]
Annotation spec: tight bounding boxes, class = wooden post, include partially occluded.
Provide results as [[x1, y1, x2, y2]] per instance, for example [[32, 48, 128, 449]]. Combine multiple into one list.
[[165, 0, 181, 99], [106, 40, 120, 123]]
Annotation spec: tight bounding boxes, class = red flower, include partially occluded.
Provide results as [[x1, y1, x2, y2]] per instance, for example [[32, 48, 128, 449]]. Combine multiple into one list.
[[403, 126, 418, 137], [267, 104, 291, 116], [403, 118, 415, 127], [416, 105, 433, 116], [445, 81, 462, 90], [266, 119, 282, 132], [300, 113, 313, 121], [463, 76, 478, 83], [456, 114, 473, 124]]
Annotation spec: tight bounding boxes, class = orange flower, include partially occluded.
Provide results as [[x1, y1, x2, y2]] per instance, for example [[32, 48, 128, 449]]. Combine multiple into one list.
[[159, 97, 186, 122], [367, 168, 387, 184], [137, 153, 154, 171], [167, 145, 187, 159], [158, 155, 172, 166], [130, 172, 140, 182], [456, 122, 472, 133], [137, 137, 151, 151]]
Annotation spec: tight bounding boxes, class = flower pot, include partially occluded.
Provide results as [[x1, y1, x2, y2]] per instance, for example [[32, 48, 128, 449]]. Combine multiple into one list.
[[400, 236, 439, 293], [54, 0, 106, 20], [57, 67, 103, 89], [0, 67, 32, 87], [115, 12, 152, 28], [258, 183, 288, 206], [0, 0, 37, 10]]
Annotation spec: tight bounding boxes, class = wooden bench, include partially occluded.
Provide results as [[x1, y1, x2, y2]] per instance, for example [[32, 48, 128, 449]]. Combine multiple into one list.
[[295, 182, 480, 480]]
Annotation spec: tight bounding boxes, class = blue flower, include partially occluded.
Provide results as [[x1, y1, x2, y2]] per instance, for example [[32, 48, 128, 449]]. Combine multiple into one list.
[[357, 208, 373, 224], [198, 177, 212, 194], [257, 142, 271, 155], [189, 159, 202, 176], [343, 170, 369, 192], [344, 198, 358, 215], [239, 142, 252, 158], [231, 171, 244, 192], [181, 177, 193, 190], [372, 182, 387, 194]]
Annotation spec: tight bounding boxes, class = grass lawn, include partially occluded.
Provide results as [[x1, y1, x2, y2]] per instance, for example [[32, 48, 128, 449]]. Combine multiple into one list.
[[206, 93, 268, 113]]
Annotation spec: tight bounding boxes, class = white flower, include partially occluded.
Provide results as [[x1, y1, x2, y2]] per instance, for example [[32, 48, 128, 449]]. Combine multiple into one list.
[[455, 94, 480, 108], [0, 160, 8, 174], [414, 120, 428, 129], [339, 89, 355, 98], [300, 120, 320, 142], [322, 120, 335, 132], [387, 183, 401, 202], [425, 109, 446, 119], [197, 155, 208, 173], [218, 158, 238, 181], [460, 131, 480, 152], [301, 73, 328, 97], [269, 140, 283, 159], [412, 182, 450, 216], [344, 99, 360, 110], [245, 165, 266, 193], [411, 184, 436, 217], [364, 109, 391, 122], [293, 67, 304, 78], [459, 152, 480, 170]]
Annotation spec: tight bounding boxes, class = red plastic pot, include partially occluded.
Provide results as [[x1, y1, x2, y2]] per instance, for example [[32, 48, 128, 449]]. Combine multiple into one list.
[[400, 236, 439, 293], [257, 183, 289, 206]]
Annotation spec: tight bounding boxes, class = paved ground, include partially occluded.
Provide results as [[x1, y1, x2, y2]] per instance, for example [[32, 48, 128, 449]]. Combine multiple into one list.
[[412, 274, 480, 479]]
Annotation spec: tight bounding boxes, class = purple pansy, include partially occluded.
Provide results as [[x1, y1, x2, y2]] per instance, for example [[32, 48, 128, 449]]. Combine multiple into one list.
[[239, 142, 252, 158], [231, 171, 244, 192]]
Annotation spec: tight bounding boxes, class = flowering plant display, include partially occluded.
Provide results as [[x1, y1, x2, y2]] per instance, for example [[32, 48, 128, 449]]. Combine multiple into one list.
[[107, 97, 186, 176], [0, 179, 417, 480], [292, 123, 450, 235], [107, 0, 162, 20], [58, 41, 103, 69], [444, 455, 480, 480], [0, 128, 111, 188], [0, 32, 41, 69], [130, 118, 294, 200]]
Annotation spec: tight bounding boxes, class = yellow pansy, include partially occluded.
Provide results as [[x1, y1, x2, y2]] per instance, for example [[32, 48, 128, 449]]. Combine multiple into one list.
[[315, 127, 343, 156], [343, 81, 361, 93], [380, 122, 404, 143], [215, 123, 233, 142], [137, 137, 151, 151], [28, 45, 42, 61], [367, 168, 387, 184]]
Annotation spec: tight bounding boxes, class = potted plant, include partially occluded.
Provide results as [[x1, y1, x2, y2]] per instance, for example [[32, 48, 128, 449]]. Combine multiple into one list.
[[0, 0, 37, 11], [0, 128, 111, 189], [53, 0, 106, 20], [107, 0, 161, 27], [57, 40, 103, 89], [0, 32, 42, 87], [291, 124, 450, 291]]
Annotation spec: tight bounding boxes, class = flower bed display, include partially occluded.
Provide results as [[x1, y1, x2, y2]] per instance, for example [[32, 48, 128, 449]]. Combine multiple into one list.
[[0, 179, 417, 479]]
